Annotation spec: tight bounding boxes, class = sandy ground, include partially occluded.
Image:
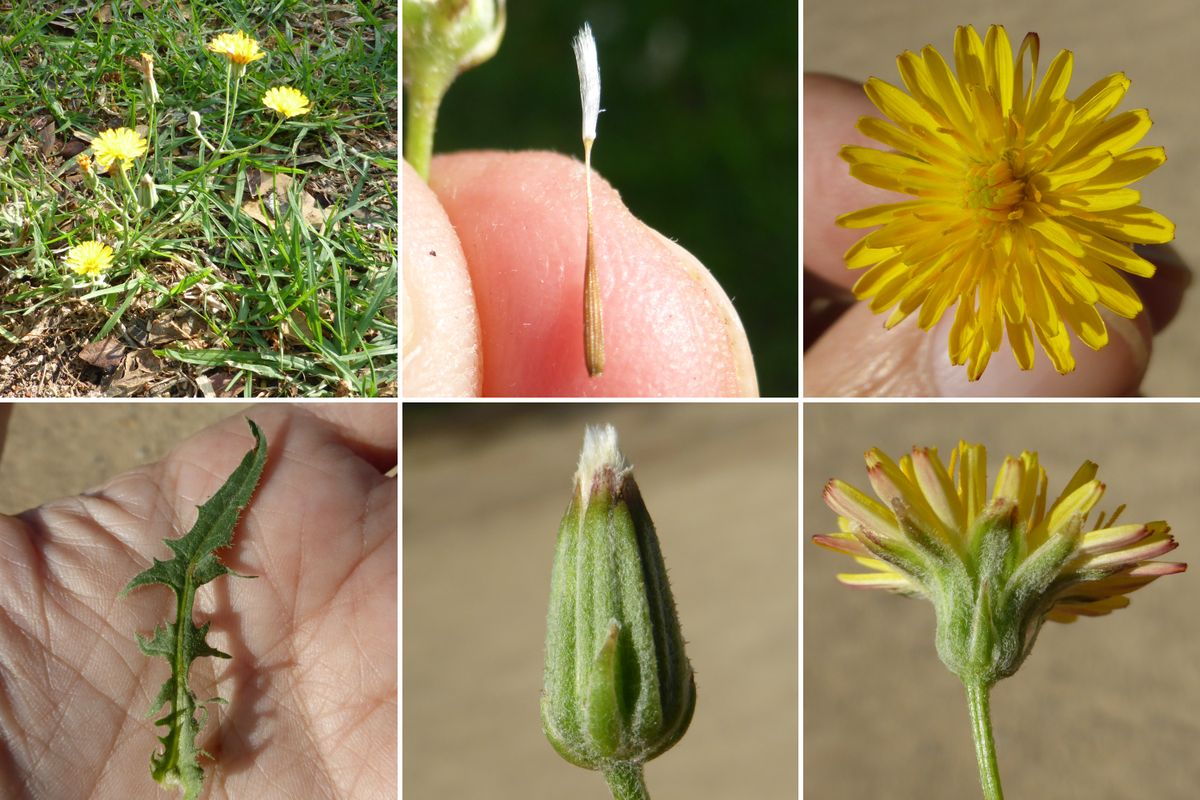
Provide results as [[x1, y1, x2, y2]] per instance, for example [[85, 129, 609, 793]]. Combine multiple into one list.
[[805, 0, 1200, 395], [403, 404, 798, 799], [804, 404, 1200, 798], [0, 403, 250, 515]]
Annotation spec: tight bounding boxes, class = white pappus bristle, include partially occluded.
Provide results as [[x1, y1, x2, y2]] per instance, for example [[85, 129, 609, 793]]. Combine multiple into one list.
[[573, 22, 601, 142], [575, 424, 628, 490]]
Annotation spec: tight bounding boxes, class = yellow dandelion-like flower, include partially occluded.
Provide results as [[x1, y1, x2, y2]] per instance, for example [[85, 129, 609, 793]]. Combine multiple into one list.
[[207, 30, 266, 67], [262, 86, 312, 118], [63, 241, 115, 279], [91, 127, 148, 173], [837, 25, 1175, 380], [816, 441, 1184, 681]]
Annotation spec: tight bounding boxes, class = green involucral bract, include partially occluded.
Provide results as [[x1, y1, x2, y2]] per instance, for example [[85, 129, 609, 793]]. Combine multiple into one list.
[[122, 419, 268, 800], [542, 425, 695, 800]]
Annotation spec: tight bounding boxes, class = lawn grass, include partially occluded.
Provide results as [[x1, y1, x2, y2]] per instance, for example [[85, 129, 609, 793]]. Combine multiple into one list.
[[0, 1, 397, 396]]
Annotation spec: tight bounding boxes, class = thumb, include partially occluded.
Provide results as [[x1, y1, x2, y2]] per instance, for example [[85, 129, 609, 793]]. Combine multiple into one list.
[[402, 161, 483, 396]]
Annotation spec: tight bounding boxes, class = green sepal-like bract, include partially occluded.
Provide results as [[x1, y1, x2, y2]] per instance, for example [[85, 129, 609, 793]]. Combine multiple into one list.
[[542, 425, 695, 799], [123, 419, 268, 800], [928, 499, 1081, 685]]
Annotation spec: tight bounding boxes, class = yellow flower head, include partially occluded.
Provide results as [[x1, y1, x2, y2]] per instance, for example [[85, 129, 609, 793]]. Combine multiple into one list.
[[91, 127, 148, 173], [76, 153, 94, 176], [837, 25, 1175, 380], [207, 30, 266, 67], [816, 442, 1184, 682], [64, 241, 115, 279], [262, 86, 312, 118]]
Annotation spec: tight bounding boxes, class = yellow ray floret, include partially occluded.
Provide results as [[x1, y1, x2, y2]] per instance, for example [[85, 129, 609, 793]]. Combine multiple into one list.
[[815, 441, 1184, 623], [91, 127, 148, 173], [837, 25, 1174, 380], [262, 86, 312, 118], [64, 241, 114, 278], [207, 31, 266, 66]]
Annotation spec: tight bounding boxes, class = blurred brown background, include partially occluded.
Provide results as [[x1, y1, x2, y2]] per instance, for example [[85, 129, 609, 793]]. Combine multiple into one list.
[[403, 403, 798, 799], [0, 403, 250, 514], [805, 0, 1199, 395], [805, 404, 1200, 798]]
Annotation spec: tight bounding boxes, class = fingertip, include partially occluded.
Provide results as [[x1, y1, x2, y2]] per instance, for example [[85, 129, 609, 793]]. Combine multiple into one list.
[[1129, 244, 1191, 334], [402, 161, 482, 397], [430, 150, 757, 396], [805, 302, 1152, 397], [804, 73, 903, 289], [804, 303, 936, 396], [926, 309, 1152, 397]]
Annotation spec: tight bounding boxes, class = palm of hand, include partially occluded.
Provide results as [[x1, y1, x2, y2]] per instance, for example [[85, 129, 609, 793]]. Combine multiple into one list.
[[0, 409, 396, 799]]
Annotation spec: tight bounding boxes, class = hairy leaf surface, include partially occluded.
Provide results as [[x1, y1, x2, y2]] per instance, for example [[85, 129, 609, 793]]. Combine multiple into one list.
[[123, 419, 268, 800]]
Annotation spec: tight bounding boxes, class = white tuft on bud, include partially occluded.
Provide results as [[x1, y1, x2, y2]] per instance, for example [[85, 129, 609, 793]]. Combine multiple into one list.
[[575, 424, 628, 493]]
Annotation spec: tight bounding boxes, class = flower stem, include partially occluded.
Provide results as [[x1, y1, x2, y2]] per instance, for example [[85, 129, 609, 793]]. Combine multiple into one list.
[[965, 681, 1004, 800], [217, 64, 243, 153], [218, 62, 232, 151], [146, 95, 158, 176], [602, 763, 650, 800], [115, 167, 136, 253], [403, 60, 453, 180]]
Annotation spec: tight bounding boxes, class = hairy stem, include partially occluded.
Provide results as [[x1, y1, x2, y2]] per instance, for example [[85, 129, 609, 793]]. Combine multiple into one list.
[[965, 681, 1004, 800], [115, 167, 136, 252], [403, 61, 453, 180], [602, 762, 650, 800]]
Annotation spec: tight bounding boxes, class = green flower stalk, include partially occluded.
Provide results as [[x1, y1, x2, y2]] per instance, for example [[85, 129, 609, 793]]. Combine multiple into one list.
[[403, 0, 506, 179], [542, 425, 696, 800], [815, 442, 1185, 800]]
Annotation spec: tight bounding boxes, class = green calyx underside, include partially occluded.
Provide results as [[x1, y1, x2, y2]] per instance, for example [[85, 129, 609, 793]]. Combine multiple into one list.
[[868, 497, 1081, 686]]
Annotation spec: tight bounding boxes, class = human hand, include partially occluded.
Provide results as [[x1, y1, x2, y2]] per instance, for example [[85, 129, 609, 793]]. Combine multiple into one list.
[[0, 405, 396, 799], [804, 73, 1190, 396], [403, 151, 758, 396]]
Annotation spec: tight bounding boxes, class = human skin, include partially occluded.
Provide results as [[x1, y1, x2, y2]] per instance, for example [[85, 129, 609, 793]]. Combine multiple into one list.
[[403, 151, 759, 397], [0, 405, 396, 799], [804, 73, 1190, 397]]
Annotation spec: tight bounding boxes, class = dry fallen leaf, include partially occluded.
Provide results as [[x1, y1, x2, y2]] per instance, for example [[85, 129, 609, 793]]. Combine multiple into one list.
[[39, 128, 56, 156], [78, 337, 125, 370], [240, 171, 328, 232], [106, 348, 165, 396]]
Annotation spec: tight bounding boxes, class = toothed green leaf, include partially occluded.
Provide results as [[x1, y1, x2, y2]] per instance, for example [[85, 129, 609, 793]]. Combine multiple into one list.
[[124, 419, 268, 800]]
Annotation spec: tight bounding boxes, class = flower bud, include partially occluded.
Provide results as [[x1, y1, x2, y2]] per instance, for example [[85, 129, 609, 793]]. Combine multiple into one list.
[[187, 111, 202, 134], [402, 0, 506, 83], [136, 174, 158, 210], [77, 153, 98, 191], [542, 425, 695, 787], [138, 52, 160, 104], [402, 0, 506, 178]]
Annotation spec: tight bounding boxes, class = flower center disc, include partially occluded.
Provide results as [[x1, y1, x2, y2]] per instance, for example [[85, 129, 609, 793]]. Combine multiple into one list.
[[962, 158, 1027, 224]]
